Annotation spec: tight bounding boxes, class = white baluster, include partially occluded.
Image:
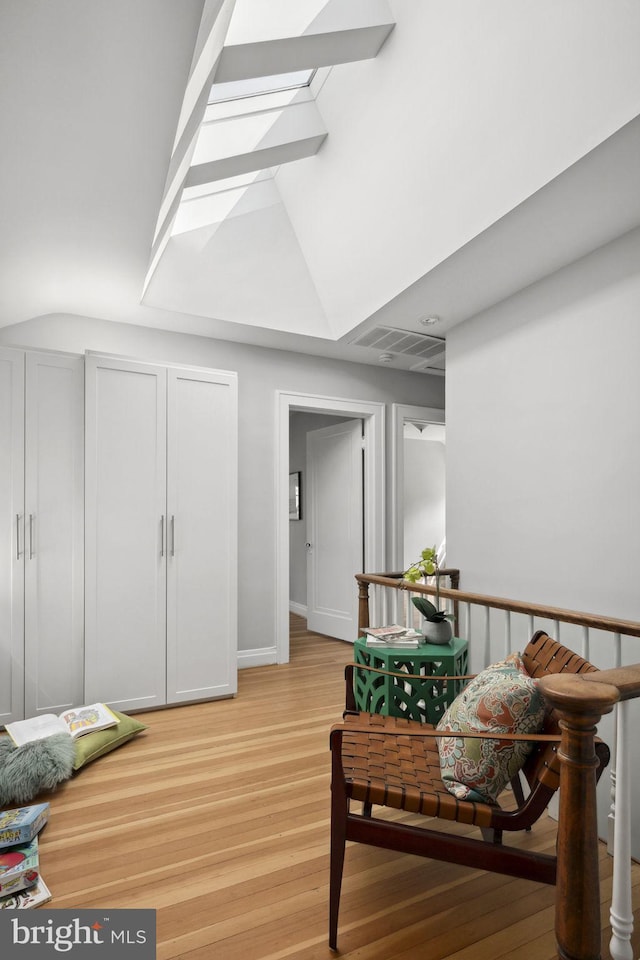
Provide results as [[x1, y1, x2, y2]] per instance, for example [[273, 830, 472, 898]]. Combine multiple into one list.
[[614, 631, 622, 669], [553, 619, 560, 642], [609, 764, 616, 856], [483, 606, 490, 668], [609, 631, 623, 853], [581, 625, 590, 661], [464, 603, 471, 645], [609, 700, 634, 960], [504, 610, 511, 659], [528, 614, 534, 638]]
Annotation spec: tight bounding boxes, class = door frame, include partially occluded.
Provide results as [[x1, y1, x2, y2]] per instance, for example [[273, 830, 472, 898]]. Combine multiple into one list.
[[390, 403, 445, 572], [276, 392, 385, 663]]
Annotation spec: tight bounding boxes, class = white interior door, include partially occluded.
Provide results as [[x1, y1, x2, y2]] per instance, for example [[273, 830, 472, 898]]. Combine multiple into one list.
[[306, 419, 363, 641]]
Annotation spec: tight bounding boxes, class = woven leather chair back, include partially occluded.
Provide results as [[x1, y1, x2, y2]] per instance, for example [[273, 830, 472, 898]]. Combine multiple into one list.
[[521, 630, 600, 791]]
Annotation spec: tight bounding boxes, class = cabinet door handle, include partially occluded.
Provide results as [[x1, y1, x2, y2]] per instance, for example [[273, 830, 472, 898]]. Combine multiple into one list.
[[16, 514, 21, 559], [29, 514, 34, 559], [171, 515, 175, 557], [160, 515, 165, 557]]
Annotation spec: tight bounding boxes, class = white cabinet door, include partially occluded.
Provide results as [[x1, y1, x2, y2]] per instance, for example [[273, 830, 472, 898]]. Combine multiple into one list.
[[24, 352, 84, 716], [166, 367, 238, 703], [0, 348, 25, 723], [84, 357, 167, 711]]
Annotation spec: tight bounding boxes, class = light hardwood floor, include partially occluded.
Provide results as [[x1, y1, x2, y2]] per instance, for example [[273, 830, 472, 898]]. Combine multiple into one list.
[[33, 614, 640, 959]]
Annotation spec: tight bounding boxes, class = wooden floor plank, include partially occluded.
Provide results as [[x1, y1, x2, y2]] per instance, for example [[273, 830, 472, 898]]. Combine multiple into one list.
[[16, 613, 639, 959]]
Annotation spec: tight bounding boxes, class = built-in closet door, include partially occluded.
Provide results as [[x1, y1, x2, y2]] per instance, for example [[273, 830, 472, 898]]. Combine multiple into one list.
[[166, 367, 238, 703], [84, 356, 167, 711], [24, 352, 84, 715], [0, 348, 25, 723]]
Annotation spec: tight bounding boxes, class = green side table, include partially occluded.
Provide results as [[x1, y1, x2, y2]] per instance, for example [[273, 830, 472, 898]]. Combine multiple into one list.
[[353, 635, 469, 725]]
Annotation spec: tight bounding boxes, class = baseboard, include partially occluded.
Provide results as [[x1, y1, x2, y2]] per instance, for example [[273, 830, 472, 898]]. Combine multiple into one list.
[[289, 601, 307, 617], [238, 647, 278, 669]]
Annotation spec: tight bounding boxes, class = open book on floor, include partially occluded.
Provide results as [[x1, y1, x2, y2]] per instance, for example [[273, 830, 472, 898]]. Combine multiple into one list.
[[5, 704, 119, 747]]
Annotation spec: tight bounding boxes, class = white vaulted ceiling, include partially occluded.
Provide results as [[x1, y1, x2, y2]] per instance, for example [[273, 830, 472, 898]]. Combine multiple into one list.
[[1, 1, 640, 371]]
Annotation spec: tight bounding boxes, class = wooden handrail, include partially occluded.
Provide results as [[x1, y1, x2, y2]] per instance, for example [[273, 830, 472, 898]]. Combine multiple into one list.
[[356, 572, 640, 638]]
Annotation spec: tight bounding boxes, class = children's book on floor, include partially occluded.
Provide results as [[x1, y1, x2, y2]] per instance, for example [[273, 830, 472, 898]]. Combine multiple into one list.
[[0, 838, 40, 887], [0, 877, 52, 909], [0, 806, 52, 909], [0, 866, 39, 898], [5, 703, 119, 746], [0, 804, 50, 847]]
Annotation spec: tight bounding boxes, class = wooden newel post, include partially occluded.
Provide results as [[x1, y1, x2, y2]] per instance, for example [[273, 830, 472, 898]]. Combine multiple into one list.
[[538, 674, 620, 960], [357, 577, 370, 637]]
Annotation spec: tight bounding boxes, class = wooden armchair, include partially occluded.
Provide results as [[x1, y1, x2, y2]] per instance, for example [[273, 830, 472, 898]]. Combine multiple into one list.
[[329, 631, 610, 950]]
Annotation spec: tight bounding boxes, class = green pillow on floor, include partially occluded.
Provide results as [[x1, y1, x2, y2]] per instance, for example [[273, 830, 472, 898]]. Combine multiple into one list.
[[73, 711, 148, 770]]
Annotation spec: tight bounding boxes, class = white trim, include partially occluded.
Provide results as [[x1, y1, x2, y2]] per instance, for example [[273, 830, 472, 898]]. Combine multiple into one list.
[[390, 403, 445, 572], [238, 647, 277, 668], [276, 391, 386, 664], [289, 601, 308, 618]]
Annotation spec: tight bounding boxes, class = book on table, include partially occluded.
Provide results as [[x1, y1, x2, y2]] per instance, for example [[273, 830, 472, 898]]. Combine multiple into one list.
[[362, 625, 422, 647], [0, 805, 50, 848], [5, 703, 119, 747]]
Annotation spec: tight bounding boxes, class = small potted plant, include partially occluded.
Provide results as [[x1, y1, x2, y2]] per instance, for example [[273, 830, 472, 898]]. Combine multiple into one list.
[[404, 545, 452, 644]]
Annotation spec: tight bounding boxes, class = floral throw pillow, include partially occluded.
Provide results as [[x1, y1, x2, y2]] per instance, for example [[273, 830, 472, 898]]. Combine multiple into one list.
[[436, 653, 545, 804]]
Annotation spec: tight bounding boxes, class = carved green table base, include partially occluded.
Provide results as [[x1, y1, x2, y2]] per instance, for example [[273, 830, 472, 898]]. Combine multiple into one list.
[[353, 635, 469, 724]]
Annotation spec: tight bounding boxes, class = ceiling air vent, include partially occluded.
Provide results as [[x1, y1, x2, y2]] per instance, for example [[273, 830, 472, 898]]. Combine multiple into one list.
[[350, 325, 445, 371]]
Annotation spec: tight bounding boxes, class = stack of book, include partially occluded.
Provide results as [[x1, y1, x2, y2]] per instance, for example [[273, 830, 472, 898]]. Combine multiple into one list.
[[362, 625, 423, 648], [0, 803, 52, 909]]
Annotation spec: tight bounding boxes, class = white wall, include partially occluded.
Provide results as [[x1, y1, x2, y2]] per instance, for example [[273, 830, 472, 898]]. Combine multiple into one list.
[[0, 313, 444, 662], [446, 227, 640, 618], [446, 226, 640, 846]]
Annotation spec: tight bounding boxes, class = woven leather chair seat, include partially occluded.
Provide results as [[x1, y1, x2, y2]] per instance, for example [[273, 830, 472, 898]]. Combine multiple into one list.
[[340, 711, 495, 827]]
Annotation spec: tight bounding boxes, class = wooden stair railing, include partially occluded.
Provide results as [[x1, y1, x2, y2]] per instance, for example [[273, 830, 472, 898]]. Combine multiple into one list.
[[539, 667, 640, 960]]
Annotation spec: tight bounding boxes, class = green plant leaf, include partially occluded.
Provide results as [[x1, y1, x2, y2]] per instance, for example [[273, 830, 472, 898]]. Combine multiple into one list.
[[411, 596, 446, 621]]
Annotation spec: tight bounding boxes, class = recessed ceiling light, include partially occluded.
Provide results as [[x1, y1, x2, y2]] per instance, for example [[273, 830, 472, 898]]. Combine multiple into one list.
[[378, 353, 394, 364], [418, 316, 439, 326]]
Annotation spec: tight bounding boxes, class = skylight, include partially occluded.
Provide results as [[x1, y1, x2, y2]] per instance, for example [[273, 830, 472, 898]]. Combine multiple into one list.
[[208, 69, 315, 104]]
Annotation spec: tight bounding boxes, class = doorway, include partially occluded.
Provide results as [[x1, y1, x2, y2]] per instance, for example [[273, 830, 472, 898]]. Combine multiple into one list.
[[391, 403, 446, 571], [276, 392, 385, 663]]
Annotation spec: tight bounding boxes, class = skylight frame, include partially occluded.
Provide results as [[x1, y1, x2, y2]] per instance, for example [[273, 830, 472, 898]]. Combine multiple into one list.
[[208, 69, 316, 105]]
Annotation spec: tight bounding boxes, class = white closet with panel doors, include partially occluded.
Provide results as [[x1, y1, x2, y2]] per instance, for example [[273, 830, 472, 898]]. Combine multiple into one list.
[[0, 347, 84, 724], [84, 354, 238, 712]]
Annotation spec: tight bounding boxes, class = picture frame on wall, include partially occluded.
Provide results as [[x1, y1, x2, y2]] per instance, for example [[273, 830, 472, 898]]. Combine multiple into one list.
[[289, 471, 302, 520]]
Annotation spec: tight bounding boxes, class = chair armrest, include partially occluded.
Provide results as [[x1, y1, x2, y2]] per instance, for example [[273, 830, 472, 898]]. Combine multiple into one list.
[[331, 718, 562, 744]]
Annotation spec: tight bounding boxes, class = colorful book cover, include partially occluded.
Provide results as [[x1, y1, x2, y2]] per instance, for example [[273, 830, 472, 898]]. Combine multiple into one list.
[[0, 869, 39, 897], [0, 804, 50, 847], [6, 704, 118, 746], [0, 877, 52, 909], [0, 839, 39, 885]]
